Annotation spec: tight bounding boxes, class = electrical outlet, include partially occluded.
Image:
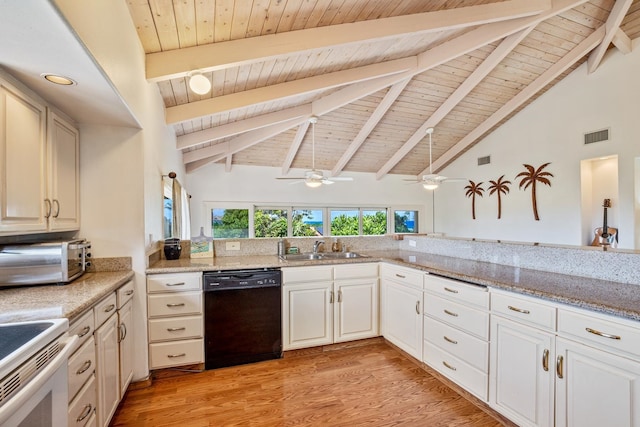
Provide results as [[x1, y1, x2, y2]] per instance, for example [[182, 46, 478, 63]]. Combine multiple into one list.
[[226, 241, 240, 251], [409, 239, 417, 247]]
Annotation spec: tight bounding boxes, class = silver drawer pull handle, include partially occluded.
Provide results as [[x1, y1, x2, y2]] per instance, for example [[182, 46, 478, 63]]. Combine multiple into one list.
[[125, 290, 134, 296], [444, 287, 459, 294], [104, 304, 116, 313], [443, 336, 458, 345], [508, 305, 530, 314], [415, 300, 420, 315], [166, 303, 186, 307], [586, 327, 621, 340], [166, 282, 186, 287], [77, 404, 93, 423], [167, 353, 186, 358], [442, 361, 457, 371], [395, 273, 406, 279], [556, 355, 564, 379], [76, 360, 92, 375], [77, 326, 91, 338], [444, 309, 458, 317], [167, 327, 186, 332], [542, 349, 549, 372]]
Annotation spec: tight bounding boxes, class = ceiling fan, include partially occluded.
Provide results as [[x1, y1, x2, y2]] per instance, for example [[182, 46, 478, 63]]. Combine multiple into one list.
[[405, 127, 464, 190], [277, 117, 353, 188]]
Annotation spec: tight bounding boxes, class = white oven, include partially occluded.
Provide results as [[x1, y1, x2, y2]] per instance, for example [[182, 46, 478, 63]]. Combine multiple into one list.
[[0, 319, 78, 427]]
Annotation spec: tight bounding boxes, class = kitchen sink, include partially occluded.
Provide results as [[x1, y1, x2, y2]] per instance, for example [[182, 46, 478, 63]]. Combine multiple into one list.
[[280, 252, 367, 261]]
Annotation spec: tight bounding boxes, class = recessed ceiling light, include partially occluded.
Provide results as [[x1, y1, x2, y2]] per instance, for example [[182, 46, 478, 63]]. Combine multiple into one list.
[[41, 73, 76, 86]]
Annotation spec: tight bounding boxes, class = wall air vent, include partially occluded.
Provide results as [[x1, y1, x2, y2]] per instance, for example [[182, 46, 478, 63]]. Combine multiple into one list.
[[584, 128, 610, 145], [477, 155, 491, 166]]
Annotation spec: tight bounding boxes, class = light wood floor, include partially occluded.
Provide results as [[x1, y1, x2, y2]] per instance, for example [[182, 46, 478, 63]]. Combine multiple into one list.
[[111, 341, 504, 427]]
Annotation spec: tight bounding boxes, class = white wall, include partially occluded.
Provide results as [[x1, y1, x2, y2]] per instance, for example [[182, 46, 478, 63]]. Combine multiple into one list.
[[187, 164, 429, 234], [435, 41, 640, 249], [54, 0, 184, 381]]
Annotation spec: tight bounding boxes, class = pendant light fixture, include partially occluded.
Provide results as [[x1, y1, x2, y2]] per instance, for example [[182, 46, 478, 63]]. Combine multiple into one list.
[[305, 117, 322, 188], [188, 71, 211, 95]]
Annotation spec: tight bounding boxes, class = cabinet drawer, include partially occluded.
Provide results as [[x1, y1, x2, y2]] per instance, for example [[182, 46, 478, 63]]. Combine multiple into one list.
[[68, 373, 96, 427], [68, 336, 96, 402], [117, 280, 135, 308], [491, 290, 556, 331], [423, 316, 488, 372], [149, 339, 204, 369], [558, 308, 640, 360], [424, 275, 488, 309], [148, 315, 204, 342], [423, 341, 488, 401], [283, 265, 333, 284], [334, 263, 378, 280], [148, 292, 202, 317], [147, 272, 202, 293], [424, 294, 489, 340], [93, 293, 117, 328], [380, 263, 424, 289], [69, 310, 95, 351]]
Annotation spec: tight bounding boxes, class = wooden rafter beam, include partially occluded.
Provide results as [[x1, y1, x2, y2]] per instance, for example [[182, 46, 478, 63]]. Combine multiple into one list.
[[587, 0, 633, 74], [612, 28, 632, 54], [426, 26, 606, 175], [282, 121, 311, 175], [146, 0, 550, 82], [375, 27, 534, 180]]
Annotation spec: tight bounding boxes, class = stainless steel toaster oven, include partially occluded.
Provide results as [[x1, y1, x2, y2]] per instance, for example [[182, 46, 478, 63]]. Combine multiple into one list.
[[0, 239, 91, 286]]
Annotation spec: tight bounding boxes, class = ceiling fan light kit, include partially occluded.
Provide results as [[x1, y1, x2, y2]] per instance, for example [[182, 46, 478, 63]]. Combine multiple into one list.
[[188, 71, 211, 95]]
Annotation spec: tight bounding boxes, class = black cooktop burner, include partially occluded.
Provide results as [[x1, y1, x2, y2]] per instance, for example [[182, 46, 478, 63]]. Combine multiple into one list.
[[0, 322, 53, 361]]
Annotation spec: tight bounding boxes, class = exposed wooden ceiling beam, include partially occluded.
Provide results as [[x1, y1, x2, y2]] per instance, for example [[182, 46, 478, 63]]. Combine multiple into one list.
[[146, 0, 550, 82], [281, 121, 311, 175], [427, 25, 606, 175], [612, 28, 632, 55], [587, 0, 633, 74], [375, 28, 534, 180], [165, 57, 416, 125], [331, 78, 412, 177]]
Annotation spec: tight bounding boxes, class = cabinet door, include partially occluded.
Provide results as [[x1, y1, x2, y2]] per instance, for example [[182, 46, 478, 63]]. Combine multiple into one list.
[[489, 316, 555, 427], [382, 279, 422, 360], [0, 83, 47, 233], [118, 300, 134, 397], [95, 314, 120, 427], [47, 111, 80, 231], [334, 278, 379, 343], [556, 337, 640, 427], [283, 281, 333, 350]]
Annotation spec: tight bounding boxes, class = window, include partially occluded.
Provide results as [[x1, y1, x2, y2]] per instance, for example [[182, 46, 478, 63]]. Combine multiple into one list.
[[211, 208, 249, 238], [254, 208, 288, 238], [330, 209, 359, 236], [362, 209, 387, 235], [394, 210, 418, 233], [292, 208, 323, 236]]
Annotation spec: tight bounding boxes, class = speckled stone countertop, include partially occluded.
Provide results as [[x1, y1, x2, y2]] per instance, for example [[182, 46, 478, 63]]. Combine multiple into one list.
[[148, 250, 640, 322], [0, 271, 134, 324]]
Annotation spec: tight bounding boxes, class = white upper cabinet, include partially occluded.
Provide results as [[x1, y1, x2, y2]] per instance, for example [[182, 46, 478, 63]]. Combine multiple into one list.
[[0, 75, 80, 235]]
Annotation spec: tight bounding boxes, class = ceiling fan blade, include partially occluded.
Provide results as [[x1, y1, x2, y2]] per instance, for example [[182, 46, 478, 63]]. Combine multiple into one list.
[[321, 179, 335, 185], [276, 177, 305, 180], [327, 177, 353, 182]]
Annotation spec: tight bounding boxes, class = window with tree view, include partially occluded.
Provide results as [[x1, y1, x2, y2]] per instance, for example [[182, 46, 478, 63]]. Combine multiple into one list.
[[292, 208, 323, 236], [254, 209, 288, 238], [330, 209, 358, 236], [394, 210, 418, 233], [212, 208, 249, 238], [362, 209, 387, 235]]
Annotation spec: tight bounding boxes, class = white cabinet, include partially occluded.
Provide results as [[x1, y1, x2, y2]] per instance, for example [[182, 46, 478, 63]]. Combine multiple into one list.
[[117, 281, 135, 397], [0, 75, 79, 234], [282, 263, 379, 351], [380, 263, 423, 360], [94, 302, 119, 427], [423, 274, 490, 400], [147, 272, 204, 369]]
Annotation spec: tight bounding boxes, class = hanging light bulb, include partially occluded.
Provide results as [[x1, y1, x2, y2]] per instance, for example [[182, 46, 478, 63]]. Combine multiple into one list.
[[423, 181, 439, 190], [305, 179, 322, 188], [188, 71, 211, 95]]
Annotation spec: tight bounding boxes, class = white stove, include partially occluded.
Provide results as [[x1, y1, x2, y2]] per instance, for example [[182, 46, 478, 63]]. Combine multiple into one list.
[[0, 318, 77, 427]]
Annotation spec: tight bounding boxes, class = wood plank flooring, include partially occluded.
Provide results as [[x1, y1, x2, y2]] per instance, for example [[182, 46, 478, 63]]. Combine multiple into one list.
[[111, 341, 504, 426]]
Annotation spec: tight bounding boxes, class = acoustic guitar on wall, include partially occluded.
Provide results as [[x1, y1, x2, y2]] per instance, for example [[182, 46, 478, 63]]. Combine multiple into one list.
[[591, 198, 618, 248]]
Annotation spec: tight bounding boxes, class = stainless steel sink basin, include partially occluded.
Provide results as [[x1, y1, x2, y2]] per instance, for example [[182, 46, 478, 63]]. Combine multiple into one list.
[[280, 252, 367, 261]]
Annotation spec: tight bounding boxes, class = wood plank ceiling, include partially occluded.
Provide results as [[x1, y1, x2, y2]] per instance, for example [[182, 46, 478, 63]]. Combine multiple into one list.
[[126, 0, 640, 179]]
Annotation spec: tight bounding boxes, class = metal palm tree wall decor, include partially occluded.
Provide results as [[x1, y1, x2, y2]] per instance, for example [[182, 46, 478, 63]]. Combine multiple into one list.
[[515, 162, 553, 221], [488, 175, 511, 219], [464, 180, 484, 220]]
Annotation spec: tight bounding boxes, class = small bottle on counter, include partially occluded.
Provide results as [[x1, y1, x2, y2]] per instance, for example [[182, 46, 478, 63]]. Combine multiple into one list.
[[277, 239, 286, 257], [331, 238, 341, 252]]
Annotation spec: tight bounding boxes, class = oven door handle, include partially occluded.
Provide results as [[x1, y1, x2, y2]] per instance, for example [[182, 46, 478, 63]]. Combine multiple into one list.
[[0, 334, 79, 425]]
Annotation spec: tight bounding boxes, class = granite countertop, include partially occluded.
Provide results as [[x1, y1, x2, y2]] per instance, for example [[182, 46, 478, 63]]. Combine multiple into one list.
[[0, 271, 134, 324], [148, 250, 640, 322]]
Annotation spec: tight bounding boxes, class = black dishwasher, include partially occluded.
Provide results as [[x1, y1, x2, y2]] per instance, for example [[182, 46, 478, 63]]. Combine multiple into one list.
[[203, 268, 282, 370]]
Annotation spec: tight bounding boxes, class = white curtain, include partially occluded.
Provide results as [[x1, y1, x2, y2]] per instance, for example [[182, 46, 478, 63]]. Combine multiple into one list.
[[171, 179, 191, 240]]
